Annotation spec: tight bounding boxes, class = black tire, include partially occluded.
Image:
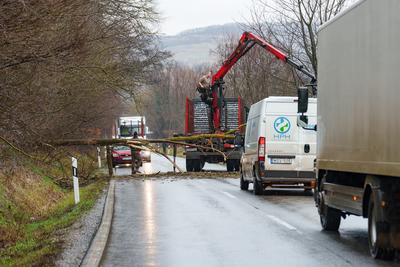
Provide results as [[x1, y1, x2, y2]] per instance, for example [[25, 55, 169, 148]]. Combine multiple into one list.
[[317, 178, 341, 231], [233, 160, 240, 171], [186, 159, 193, 172], [200, 160, 205, 169], [304, 188, 313, 196], [253, 171, 263, 195], [240, 171, 249, 190], [227, 160, 234, 172], [320, 202, 341, 231], [368, 195, 395, 260], [192, 159, 202, 172]]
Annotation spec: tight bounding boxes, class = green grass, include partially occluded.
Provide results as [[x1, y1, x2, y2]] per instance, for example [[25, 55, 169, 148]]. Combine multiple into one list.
[[0, 179, 107, 267]]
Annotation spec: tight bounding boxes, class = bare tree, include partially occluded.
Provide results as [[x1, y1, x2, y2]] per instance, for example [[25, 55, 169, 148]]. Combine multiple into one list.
[[140, 62, 206, 137], [212, 34, 298, 105], [249, 0, 349, 78], [0, 0, 168, 149]]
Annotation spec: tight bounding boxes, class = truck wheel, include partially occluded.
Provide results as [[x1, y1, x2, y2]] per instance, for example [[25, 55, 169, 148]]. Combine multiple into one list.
[[227, 160, 234, 172], [368, 195, 394, 260], [319, 199, 341, 231], [253, 175, 263, 195], [233, 160, 240, 171], [186, 160, 193, 172], [240, 171, 249, 190], [192, 159, 202, 172], [317, 178, 341, 231]]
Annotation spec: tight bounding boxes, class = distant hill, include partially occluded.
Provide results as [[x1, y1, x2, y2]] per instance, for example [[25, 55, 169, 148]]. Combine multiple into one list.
[[160, 23, 243, 66]]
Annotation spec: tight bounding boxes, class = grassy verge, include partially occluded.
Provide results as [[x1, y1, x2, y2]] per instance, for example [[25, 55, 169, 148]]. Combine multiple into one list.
[[0, 153, 108, 267]]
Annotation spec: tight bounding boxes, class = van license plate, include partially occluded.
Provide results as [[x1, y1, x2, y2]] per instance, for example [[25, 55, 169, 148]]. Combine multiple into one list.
[[270, 158, 292, 164]]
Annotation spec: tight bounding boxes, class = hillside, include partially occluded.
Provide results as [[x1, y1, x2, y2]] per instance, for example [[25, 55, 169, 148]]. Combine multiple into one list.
[[160, 23, 243, 66]]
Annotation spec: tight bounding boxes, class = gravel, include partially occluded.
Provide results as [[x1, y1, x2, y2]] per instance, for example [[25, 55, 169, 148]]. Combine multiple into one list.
[[54, 188, 107, 267]]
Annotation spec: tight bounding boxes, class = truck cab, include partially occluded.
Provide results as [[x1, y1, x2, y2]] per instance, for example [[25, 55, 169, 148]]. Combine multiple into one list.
[[240, 97, 317, 194]]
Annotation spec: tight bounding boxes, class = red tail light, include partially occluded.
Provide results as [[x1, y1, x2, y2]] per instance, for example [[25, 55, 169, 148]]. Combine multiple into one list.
[[223, 143, 235, 149], [258, 136, 265, 161]]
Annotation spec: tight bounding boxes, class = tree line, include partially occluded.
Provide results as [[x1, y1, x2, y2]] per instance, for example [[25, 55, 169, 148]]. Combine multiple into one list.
[[0, 0, 350, 146], [0, 0, 167, 150]]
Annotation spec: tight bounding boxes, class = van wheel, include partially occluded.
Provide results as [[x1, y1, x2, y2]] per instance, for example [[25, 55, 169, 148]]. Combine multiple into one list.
[[368, 195, 394, 260], [253, 175, 263, 195], [240, 172, 249, 190]]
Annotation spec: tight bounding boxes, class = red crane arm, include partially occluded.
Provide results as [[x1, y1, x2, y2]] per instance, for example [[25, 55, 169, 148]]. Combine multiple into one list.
[[200, 31, 316, 132], [211, 32, 316, 85]]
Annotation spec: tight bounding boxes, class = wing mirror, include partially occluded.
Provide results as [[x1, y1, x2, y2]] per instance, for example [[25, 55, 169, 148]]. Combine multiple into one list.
[[297, 87, 308, 114]]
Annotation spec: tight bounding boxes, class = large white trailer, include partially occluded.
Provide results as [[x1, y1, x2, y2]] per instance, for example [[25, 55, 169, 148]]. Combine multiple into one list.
[[298, 0, 400, 259]]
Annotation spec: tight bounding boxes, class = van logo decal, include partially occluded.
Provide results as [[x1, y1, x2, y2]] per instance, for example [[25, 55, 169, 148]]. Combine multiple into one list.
[[274, 117, 291, 134]]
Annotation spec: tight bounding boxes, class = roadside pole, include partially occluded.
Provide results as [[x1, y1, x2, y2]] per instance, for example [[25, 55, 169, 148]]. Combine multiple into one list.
[[106, 146, 113, 177], [72, 157, 80, 204], [173, 144, 177, 173], [97, 147, 102, 168]]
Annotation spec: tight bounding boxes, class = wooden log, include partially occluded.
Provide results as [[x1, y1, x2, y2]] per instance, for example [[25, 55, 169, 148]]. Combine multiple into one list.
[[51, 134, 235, 147]]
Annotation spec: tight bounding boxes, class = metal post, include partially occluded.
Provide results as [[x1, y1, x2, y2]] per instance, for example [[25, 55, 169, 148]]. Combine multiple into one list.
[[72, 157, 80, 204]]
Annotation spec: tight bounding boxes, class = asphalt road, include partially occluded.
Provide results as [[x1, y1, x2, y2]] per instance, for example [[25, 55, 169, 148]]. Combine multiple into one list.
[[101, 177, 398, 267], [114, 153, 226, 176], [105, 154, 397, 266]]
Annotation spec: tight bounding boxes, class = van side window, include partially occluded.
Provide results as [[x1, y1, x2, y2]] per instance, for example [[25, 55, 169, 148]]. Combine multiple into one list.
[[245, 118, 252, 146], [249, 118, 258, 144]]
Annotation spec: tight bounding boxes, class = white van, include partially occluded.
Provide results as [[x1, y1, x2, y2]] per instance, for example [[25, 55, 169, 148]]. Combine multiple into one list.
[[240, 97, 317, 195]]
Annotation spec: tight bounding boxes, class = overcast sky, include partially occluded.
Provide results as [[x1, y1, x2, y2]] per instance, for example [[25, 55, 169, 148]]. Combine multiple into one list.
[[156, 0, 258, 35]]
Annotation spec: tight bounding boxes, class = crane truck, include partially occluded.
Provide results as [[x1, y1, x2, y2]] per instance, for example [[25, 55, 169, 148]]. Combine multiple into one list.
[[297, 0, 400, 259], [185, 31, 316, 172]]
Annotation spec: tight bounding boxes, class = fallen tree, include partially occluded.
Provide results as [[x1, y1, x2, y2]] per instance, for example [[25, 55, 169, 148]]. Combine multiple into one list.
[[50, 133, 238, 174]]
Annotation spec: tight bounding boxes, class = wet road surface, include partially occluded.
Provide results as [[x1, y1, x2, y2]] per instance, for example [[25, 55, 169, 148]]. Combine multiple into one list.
[[114, 153, 226, 176], [101, 178, 397, 267]]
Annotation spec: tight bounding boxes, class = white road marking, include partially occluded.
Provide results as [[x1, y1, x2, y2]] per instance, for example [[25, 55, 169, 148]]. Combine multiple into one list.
[[266, 215, 300, 233], [221, 191, 237, 199]]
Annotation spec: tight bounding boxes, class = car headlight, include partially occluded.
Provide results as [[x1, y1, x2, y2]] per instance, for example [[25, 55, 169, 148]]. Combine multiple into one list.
[[112, 153, 119, 157]]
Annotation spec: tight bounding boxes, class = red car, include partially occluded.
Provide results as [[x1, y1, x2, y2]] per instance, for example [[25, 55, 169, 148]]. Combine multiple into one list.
[[112, 146, 141, 167]]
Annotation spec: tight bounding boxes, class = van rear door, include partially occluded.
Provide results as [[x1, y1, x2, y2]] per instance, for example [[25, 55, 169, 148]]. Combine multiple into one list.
[[264, 101, 300, 172]]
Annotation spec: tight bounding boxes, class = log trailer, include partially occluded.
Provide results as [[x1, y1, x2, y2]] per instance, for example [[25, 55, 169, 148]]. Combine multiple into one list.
[[184, 31, 316, 172]]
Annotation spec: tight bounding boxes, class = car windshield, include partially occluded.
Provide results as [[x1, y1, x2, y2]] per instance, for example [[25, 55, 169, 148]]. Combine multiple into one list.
[[113, 146, 130, 151]]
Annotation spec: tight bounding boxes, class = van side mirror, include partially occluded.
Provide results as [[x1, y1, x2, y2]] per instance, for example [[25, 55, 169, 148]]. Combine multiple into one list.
[[298, 87, 308, 114]]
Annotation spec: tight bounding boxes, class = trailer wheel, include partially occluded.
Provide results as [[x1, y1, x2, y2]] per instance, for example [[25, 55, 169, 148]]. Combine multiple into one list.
[[233, 160, 240, 171], [186, 159, 193, 172], [240, 171, 249, 190], [368, 195, 394, 260], [192, 159, 202, 172], [227, 160, 234, 172]]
